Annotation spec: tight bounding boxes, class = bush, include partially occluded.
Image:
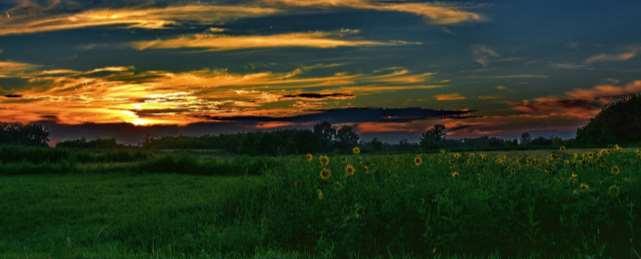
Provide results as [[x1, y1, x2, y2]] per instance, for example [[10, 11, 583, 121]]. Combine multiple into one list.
[[137, 155, 278, 176]]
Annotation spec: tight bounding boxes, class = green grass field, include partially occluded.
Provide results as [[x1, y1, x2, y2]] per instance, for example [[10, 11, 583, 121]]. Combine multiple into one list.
[[0, 147, 640, 258]]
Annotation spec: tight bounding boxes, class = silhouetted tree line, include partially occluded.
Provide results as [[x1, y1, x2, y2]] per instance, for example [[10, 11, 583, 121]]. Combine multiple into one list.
[[56, 138, 127, 149], [576, 94, 641, 146], [4, 94, 639, 151], [415, 124, 570, 152], [142, 123, 360, 155], [0, 123, 49, 147]]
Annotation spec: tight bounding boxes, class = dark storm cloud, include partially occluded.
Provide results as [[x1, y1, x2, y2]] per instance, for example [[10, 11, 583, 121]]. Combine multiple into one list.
[[281, 92, 354, 100], [2, 94, 22, 98], [203, 107, 472, 124]]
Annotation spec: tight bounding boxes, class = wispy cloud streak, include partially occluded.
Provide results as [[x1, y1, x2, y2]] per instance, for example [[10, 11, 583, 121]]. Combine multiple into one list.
[[133, 31, 416, 51], [0, 4, 279, 36], [263, 0, 483, 25], [585, 47, 641, 64]]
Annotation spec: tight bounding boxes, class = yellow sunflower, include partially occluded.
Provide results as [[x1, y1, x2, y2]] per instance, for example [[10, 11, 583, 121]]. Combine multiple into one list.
[[320, 168, 332, 181], [352, 146, 361, 155], [611, 166, 621, 176], [579, 183, 590, 192], [319, 155, 330, 167], [613, 144, 622, 151], [570, 172, 578, 183], [305, 153, 313, 162], [345, 164, 356, 176], [414, 155, 423, 166], [451, 171, 460, 178], [598, 149, 608, 157]]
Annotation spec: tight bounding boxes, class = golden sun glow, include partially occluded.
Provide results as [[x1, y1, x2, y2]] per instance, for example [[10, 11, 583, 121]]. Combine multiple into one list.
[[0, 64, 442, 126]]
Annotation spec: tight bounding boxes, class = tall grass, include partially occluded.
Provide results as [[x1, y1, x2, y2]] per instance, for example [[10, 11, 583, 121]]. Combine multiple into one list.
[[0, 146, 276, 176]]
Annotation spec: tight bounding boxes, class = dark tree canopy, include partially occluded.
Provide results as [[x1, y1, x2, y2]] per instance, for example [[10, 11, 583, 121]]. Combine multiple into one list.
[[57, 138, 124, 149], [420, 124, 446, 151], [313, 121, 336, 152], [520, 132, 532, 145], [336, 125, 360, 150], [0, 123, 49, 147], [576, 94, 641, 145]]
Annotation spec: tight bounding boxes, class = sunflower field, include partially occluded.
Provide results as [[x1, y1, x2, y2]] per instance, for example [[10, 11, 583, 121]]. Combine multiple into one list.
[[260, 147, 641, 258]]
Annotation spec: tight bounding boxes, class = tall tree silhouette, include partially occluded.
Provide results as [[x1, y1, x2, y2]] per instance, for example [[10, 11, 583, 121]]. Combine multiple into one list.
[[313, 122, 336, 151], [336, 125, 359, 151], [420, 124, 446, 151], [576, 94, 641, 145]]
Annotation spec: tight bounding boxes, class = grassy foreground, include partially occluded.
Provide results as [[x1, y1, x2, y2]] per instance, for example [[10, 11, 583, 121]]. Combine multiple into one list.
[[0, 147, 640, 258]]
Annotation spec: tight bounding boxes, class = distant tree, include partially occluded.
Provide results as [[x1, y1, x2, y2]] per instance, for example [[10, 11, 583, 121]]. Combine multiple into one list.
[[420, 124, 446, 151], [57, 138, 123, 149], [577, 94, 641, 146], [367, 137, 384, 152], [530, 137, 553, 146], [0, 123, 49, 147], [520, 132, 531, 146], [313, 122, 336, 151], [336, 125, 359, 151]]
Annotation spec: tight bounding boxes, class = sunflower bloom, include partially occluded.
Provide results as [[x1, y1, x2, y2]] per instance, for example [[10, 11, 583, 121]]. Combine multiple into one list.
[[579, 183, 590, 192], [414, 155, 423, 166], [345, 164, 356, 176], [305, 153, 314, 162], [611, 166, 621, 176], [598, 149, 608, 157], [570, 172, 578, 183], [451, 171, 460, 178], [352, 147, 361, 155], [320, 168, 332, 181], [319, 155, 330, 167], [559, 146, 566, 152]]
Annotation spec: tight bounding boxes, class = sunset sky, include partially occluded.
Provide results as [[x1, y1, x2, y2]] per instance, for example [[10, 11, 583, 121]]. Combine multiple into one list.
[[1, 0, 641, 142]]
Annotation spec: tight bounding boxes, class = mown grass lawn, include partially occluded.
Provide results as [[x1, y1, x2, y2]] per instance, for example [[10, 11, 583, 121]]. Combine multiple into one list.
[[0, 173, 276, 259]]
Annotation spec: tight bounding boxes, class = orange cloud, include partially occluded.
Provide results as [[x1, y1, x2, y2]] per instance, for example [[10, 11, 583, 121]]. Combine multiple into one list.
[[263, 0, 483, 25], [0, 4, 279, 36], [133, 31, 416, 51], [435, 92, 466, 101], [585, 47, 641, 64], [356, 81, 641, 137], [512, 80, 641, 120], [442, 114, 585, 138], [356, 119, 439, 134], [0, 60, 35, 77], [0, 65, 442, 126]]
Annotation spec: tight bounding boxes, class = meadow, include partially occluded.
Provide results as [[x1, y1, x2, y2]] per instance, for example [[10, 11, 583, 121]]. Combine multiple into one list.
[[0, 146, 639, 258]]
